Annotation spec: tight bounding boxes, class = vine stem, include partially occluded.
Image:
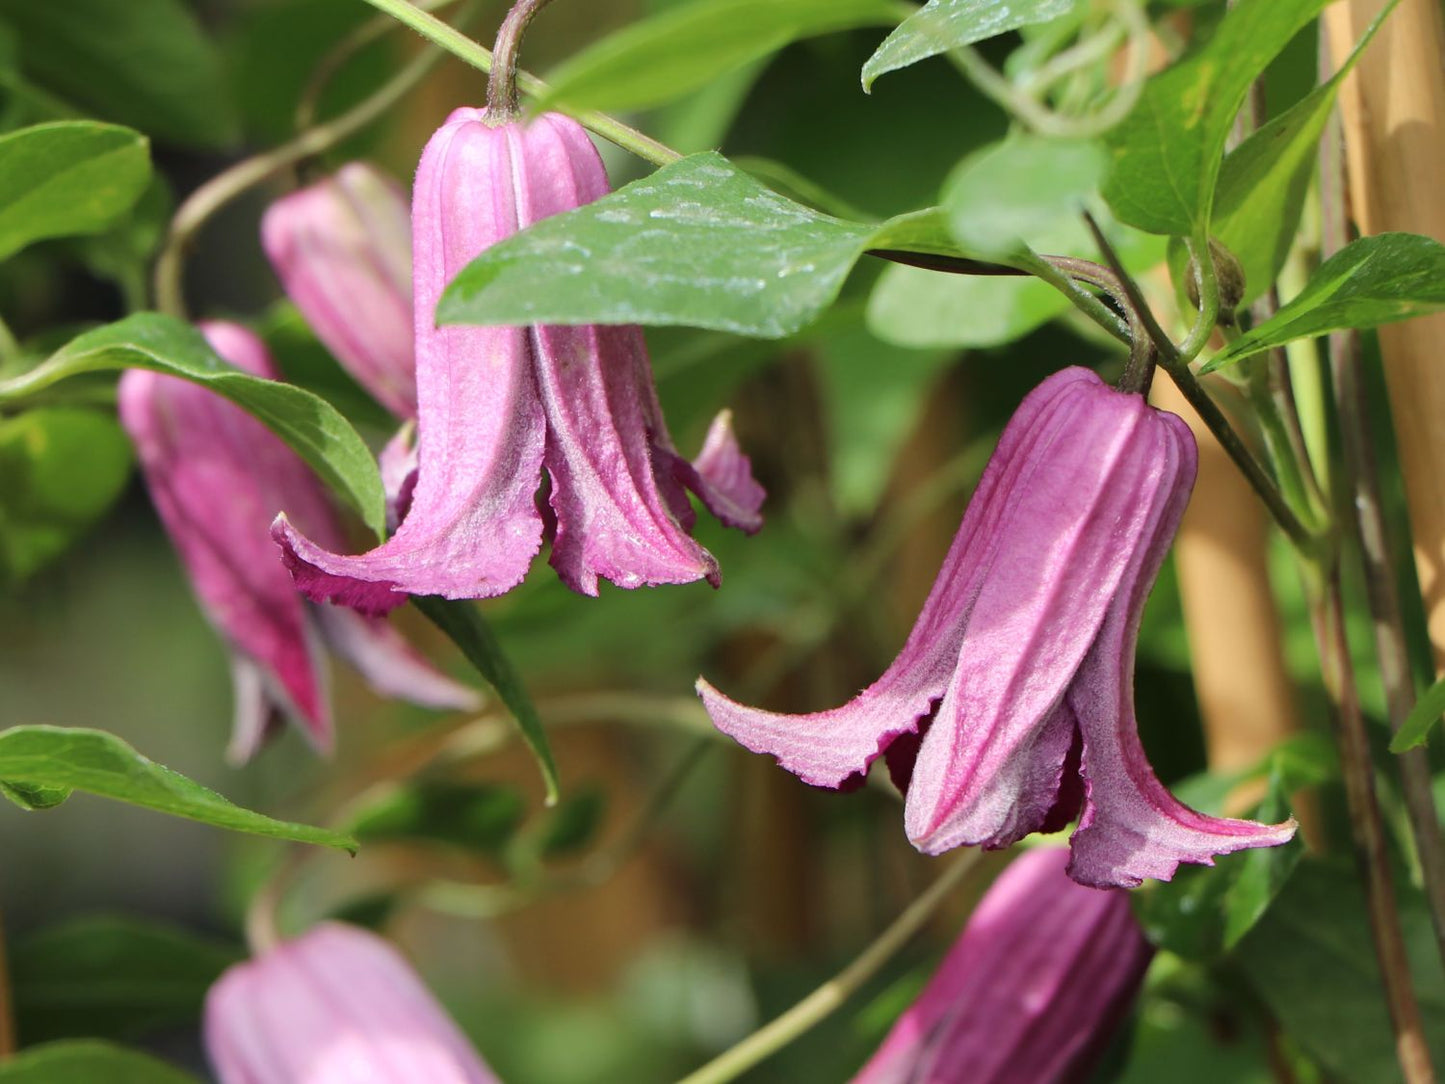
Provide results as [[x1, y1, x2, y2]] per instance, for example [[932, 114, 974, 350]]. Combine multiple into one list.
[[485, 0, 555, 119], [675, 850, 982, 1084], [0, 910, 14, 1059], [1312, 573, 1437, 1084], [356, 0, 680, 166]]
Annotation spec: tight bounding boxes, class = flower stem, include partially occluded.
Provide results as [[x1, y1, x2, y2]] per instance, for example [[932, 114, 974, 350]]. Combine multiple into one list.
[[356, 0, 681, 166], [676, 850, 983, 1084], [0, 910, 14, 1060], [1311, 572, 1437, 1084], [486, 0, 555, 120]]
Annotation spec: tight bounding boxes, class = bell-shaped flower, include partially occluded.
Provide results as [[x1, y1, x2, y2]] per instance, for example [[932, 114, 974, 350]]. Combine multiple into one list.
[[853, 847, 1152, 1084], [698, 366, 1294, 888], [261, 162, 418, 419], [271, 108, 764, 616], [118, 321, 480, 762], [205, 922, 500, 1084]]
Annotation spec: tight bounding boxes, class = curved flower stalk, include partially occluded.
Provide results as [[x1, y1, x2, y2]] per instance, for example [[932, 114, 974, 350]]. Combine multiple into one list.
[[205, 922, 500, 1084], [262, 162, 418, 420], [698, 366, 1294, 888], [271, 108, 764, 615], [118, 321, 480, 763], [853, 847, 1152, 1084]]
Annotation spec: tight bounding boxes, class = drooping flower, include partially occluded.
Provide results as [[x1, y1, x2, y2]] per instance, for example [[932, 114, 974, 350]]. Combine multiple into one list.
[[205, 922, 500, 1084], [853, 847, 1152, 1084], [698, 366, 1294, 888], [262, 162, 418, 419], [271, 108, 764, 616], [118, 321, 480, 763]]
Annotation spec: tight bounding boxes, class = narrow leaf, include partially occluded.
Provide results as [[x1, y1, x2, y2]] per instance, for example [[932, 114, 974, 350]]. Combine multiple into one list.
[[0, 1041, 199, 1084], [413, 597, 560, 805], [0, 314, 386, 537], [537, 0, 899, 114], [1390, 674, 1445, 752], [0, 122, 150, 262], [346, 780, 526, 854], [439, 152, 987, 339], [0, 725, 356, 852], [1204, 233, 1445, 371], [863, 0, 1075, 90], [1102, 0, 1329, 236]]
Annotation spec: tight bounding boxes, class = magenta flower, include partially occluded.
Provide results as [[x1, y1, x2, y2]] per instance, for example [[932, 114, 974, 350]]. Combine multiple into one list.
[[853, 847, 1152, 1084], [118, 321, 480, 762], [698, 366, 1294, 887], [262, 162, 418, 419], [271, 108, 764, 616], [205, 922, 500, 1084]]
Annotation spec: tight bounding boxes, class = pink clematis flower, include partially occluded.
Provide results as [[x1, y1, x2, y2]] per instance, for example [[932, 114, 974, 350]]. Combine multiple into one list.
[[271, 108, 764, 616], [698, 366, 1294, 887], [205, 922, 500, 1084], [118, 321, 480, 763], [262, 162, 418, 420], [853, 847, 1152, 1084]]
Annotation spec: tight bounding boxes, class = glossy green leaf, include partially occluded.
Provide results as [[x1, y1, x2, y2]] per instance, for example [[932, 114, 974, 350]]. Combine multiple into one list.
[[0, 0, 237, 148], [0, 725, 356, 851], [1213, 0, 1398, 305], [867, 263, 1066, 348], [943, 135, 1108, 257], [1389, 674, 1445, 752], [1102, 0, 1328, 236], [413, 597, 560, 805], [347, 780, 526, 854], [10, 917, 240, 1044], [440, 152, 990, 339], [0, 314, 387, 537], [537, 0, 900, 114], [1238, 859, 1445, 1082], [1204, 234, 1445, 372], [0, 122, 150, 262], [0, 408, 134, 585], [862, 0, 1074, 90], [0, 1041, 199, 1084], [0, 780, 71, 810]]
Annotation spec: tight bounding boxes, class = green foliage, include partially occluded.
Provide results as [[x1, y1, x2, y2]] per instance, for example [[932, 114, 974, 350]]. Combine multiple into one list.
[[862, 0, 1075, 90], [0, 122, 150, 262], [0, 0, 237, 148], [0, 314, 388, 537], [1389, 675, 1445, 753], [1238, 859, 1445, 1082], [537, 0, 901, 114], [1206, 234, 1445, 371], [867, 263, 1067, 348], [413, 596, 560, 806], [348, 780, 527, 855], [1102, 0, 1328, 237], [441, 152, 987, 339], [9, 917, 240, 1044], [538, 785, 608, 857], [0, 408, 133, 586], [0, 1041, 198, 1083], [0, 725, 356, 851]]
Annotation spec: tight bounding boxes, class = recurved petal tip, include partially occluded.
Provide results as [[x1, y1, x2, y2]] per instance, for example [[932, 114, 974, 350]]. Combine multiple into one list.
[[271, 513, 408, 617], [687, 410, 766, 534]]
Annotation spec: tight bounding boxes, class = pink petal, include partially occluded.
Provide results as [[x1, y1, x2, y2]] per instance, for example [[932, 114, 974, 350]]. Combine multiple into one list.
[[314, 605, 480, 712], [679, 409, 766, 534]]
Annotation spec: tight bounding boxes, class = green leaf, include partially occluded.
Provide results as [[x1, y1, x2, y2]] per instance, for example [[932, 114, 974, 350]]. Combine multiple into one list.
[[862, 0, 1075, 90], [348, 780, 526, 854], [440, 152, 991, 340], [0, 0, 238, 148], [0, 314, 387, 537], [0, 725, 356, 852], [1389, 675, 1445, 752], [0, 408, 134, 586], [536, 0, 900, 114], [1102, 0, 1328, 236], [10, 917, 240, 1044], [943, 135, 1108, 257], [1204, 233, 1445, 372], [538, 785, 608, 857], [0, 1041, 199, 1084], [1238, 859, 1445, 1082], [0, 780, 71, 810], [867, 263, 1067, 348], [413, 597, 560, 805], [1212, 0, 1399, 305], [0, 122, 150, 262]]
